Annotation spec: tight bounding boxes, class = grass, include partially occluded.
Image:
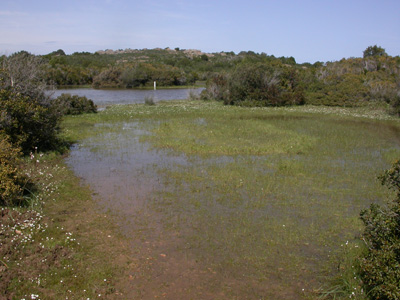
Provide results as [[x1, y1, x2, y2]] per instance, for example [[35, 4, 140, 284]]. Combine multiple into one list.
[[58, 100, 400, 299], [0, 151, 133, 299]]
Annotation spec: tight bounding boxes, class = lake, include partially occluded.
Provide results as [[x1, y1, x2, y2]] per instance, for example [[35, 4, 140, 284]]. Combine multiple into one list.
[[49, 87, 205, 107]]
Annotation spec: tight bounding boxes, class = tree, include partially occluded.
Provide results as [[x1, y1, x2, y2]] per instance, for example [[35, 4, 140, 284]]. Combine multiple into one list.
[[363, 45, 387, 58], [1, 51, 51, 102], [120, 64, 150, 88], [200, 54, 209, 61], [48, 49, 66, 56]]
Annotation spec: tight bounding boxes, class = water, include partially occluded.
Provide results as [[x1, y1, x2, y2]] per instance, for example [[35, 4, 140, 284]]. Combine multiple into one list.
[[49, 87, 204, 107], [65, 123, 189, 218]]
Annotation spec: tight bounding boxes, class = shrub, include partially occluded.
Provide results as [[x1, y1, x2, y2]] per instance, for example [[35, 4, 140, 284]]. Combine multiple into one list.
[[0, 88, 60, 154], [144, 95, 155, 106], [204, 63, 304, 107], [304, 55, 400, 107], [187, 89, 200, 101], [52, 93, 97, 115], [92, 67, 123, 88], [0, 51, 49, 101], [203, 73, 229, 101], [389, 92, 400, 116], [363, 45, 387, 58], [0, 132, 30, 206], [306, 73, 369, 107], [359, 160, 400, 300], [229, 63, 304, 106]]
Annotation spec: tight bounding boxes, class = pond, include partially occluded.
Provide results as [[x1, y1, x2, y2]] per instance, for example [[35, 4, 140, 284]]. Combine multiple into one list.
[[49, 87, 204, 107]]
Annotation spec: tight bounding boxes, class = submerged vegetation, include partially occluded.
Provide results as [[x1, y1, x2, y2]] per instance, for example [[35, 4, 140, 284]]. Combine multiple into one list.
[[61, 101, 400, 299]]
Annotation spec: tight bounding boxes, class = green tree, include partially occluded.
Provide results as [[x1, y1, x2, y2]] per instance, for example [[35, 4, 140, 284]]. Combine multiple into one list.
[[49, 49, 66, 56], [363, 45, 387, 58], [120, 64, 150, 87], [200, 54, 209, 61]]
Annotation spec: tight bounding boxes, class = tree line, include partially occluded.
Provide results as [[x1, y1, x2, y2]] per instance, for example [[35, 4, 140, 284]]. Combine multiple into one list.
[[200, 45, 400, 112], [19, 47, 301, 88], [1, 45, 399, 110]]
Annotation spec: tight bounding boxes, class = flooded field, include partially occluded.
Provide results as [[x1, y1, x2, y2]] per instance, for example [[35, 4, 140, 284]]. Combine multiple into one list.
[[63, 101, 400, 299]]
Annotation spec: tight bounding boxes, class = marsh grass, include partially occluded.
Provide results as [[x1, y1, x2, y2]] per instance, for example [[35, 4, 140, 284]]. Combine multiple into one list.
[[62, 100, 400, 299]]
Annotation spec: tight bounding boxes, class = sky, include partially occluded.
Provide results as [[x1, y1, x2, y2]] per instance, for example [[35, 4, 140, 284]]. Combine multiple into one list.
[[0, 0, 399, 63]]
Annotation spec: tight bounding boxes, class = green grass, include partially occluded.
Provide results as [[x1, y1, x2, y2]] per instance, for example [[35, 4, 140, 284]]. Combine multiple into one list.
[[1, 152, 131, 299], [61, 100, 400, 299]]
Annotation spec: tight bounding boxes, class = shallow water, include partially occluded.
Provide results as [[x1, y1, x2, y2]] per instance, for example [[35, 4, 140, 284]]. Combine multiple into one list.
[[65, 121, 280, 299], [65, 108, 400, 299], [65, 123, 188, 217]]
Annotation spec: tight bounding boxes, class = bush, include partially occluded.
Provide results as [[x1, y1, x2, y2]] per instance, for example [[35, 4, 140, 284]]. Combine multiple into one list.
[[359, 160, 400, 300], [52, 93, 97, 115], [204, 63, 304, 107], [304, 55, 400, 107], [305, 73, 369, 107], [187, 89, 200, 101], [0, 88, 60, 154], [203, 73, 229, 101], [92, 67, 123, 88], [144, 95, 155, 106], [389, 92, 400, 116], [229, 63, 304, 106], [0, 133, 30, 206]]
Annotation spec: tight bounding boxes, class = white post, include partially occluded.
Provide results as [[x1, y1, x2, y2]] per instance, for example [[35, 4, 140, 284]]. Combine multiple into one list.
[[154, 81, 156, 90]]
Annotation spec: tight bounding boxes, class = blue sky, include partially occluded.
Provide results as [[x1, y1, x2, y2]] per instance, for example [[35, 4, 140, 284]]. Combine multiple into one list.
[[1, 0, 399, 63]]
